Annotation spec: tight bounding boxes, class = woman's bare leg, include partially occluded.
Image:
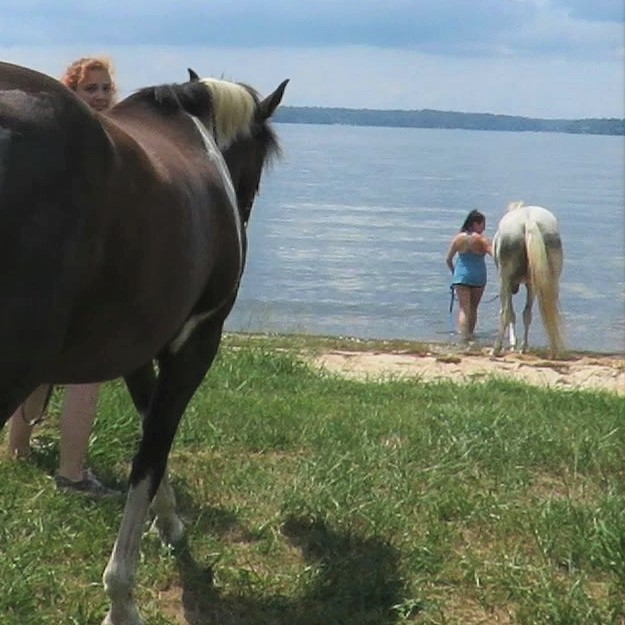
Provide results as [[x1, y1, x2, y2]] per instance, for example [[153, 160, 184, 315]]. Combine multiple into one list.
[[468, 286, 485, 336], [454, 285, 472, 341], [58, 383, 100, 481]]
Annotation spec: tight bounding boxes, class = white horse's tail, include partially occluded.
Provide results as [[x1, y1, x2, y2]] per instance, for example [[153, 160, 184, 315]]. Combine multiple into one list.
[[525, 214, 564, 356]]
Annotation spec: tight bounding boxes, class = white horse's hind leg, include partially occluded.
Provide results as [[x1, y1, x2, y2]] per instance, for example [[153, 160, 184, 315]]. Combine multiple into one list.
[[102, 479, 152, 625], [150, 472, 185, 546], [492, 283, 513, 355], [508, 321, 517, 351], [521, 285, 534, 353], [507, 306, 517, 351]]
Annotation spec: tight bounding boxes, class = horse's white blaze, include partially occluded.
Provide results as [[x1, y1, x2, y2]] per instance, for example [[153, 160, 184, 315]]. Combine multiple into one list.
[[168, 115, 247, 356], [190, 113, 243, 265], [103, 478, 152, 625], [189, 115, 240, 228]]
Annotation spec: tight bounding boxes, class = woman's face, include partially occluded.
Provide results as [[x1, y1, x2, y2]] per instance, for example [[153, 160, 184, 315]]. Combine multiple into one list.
[[75, 68, 114, 112], [471, 220, 486, 234]]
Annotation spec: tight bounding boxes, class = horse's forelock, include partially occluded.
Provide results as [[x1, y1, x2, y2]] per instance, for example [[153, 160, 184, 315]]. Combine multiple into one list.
[[130, 79, 262, 151], [199, 79, 257, 149]]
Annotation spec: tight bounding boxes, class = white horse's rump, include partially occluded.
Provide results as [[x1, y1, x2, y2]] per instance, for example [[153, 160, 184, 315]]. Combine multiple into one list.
[[492, 202, 564, 357]]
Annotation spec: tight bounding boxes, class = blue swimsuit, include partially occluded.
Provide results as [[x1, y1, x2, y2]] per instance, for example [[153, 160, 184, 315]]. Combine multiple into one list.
[[452, 249, 486, 287]]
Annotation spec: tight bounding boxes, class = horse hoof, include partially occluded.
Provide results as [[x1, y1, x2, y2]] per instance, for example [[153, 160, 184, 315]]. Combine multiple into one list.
[[151, 515, 185, 547], [102, 610, 143, 625]]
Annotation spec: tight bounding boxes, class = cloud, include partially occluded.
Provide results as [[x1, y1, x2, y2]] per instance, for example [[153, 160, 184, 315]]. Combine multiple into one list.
[[1, 1, 622, 118], [0, 1, 622, 60], [551, 0, 624, 23]]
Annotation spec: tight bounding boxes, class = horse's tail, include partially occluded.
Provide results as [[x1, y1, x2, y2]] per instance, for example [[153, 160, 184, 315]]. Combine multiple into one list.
[[525, 213, 564, 356]]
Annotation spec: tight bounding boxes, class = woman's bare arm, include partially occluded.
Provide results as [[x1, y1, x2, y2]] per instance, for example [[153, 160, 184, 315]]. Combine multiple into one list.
[[445, 237, 458, 272]]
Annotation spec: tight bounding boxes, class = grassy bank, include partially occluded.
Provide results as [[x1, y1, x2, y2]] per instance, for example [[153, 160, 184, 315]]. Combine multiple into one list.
[[1, 336, 624, 624]]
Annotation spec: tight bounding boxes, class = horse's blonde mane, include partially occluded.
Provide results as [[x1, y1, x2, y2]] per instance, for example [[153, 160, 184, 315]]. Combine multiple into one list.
[[200, 78, 256, 149], [507, 200, 525, 212]]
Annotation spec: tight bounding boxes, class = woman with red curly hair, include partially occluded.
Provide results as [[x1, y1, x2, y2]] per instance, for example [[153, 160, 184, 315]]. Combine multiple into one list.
[[6, 57, 121, 498], [60, 56, 117, 111]]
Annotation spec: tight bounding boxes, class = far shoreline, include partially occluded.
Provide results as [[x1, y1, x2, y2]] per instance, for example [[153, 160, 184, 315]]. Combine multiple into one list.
[[274, 107, 625, 137]]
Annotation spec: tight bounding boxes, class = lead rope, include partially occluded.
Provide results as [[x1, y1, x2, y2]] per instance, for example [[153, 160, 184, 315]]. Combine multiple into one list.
[[448, 285, 455, 334]]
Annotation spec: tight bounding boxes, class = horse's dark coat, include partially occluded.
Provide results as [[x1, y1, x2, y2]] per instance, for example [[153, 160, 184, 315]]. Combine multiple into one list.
[[1, 62, 284, 408], [1, 62, 287, 622], [1, 63, 117, 413]]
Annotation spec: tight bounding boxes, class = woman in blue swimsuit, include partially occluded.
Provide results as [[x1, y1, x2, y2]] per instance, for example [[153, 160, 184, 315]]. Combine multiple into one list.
[[445, 210, 491, 342]]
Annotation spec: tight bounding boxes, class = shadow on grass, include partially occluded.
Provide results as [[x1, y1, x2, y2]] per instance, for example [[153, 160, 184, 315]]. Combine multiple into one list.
[[173, 514, 415, 625], [14, 449, 413, 622]]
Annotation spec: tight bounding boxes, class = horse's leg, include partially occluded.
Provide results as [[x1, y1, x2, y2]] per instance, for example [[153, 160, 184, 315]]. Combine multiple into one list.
[[124, 364, 156, 418], [102, 321, 224, 625], [150, 475, 185, 545], [508, 317, 517, 351], [493, 280, 513, 355], [506, 290, 518, 351], [521, 284, 534, 353], [124, 364, 185, 546]]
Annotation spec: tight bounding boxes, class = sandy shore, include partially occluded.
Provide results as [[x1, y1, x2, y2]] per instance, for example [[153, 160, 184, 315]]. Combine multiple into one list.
[[310, 345, 625, 395]]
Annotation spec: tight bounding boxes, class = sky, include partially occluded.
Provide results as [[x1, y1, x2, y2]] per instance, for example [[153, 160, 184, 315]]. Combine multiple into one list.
[[1, 0, 623, 119]]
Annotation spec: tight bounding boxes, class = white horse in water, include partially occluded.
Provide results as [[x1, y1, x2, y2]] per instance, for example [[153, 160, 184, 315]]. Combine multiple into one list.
[[492, 201, 564, 358]]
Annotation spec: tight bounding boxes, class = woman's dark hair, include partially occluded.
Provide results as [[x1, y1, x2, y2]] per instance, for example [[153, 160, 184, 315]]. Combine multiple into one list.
[[460, 209, 485, 232]]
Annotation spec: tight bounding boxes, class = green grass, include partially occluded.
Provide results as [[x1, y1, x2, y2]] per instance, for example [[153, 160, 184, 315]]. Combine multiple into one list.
[[1, 335, 624, 624]]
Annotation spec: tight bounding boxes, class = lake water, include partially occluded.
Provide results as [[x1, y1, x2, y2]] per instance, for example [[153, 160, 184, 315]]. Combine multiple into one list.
[[226, 123, 625, 354]]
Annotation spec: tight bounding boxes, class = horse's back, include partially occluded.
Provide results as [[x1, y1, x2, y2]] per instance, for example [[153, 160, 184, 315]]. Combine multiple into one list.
[[500, 204, 558, 230], [522, 206, 562, 258], [525, 205, 559, 232], [494, 203, 562, 283], [497, 205, 560, 243]]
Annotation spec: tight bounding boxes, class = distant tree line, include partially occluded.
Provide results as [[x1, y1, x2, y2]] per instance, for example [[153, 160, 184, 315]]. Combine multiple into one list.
[[274, 106, 624, 136]]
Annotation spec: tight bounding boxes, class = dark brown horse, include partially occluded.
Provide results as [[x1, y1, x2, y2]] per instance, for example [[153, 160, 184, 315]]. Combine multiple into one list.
[[0, 61, 287, 624]]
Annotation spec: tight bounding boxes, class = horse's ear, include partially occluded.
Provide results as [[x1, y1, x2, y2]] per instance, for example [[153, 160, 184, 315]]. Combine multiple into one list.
[[257, 79, 289, 120], [188, 68, 200, 82]]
